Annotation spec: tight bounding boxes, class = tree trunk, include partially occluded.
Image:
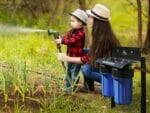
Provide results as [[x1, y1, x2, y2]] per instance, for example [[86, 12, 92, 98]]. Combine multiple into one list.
[[20, 0, 37, 18], [48, 0, 64, 26], [143, 0, 150, 53], [78, 0, 86, 10], [78, 0, 90, 48], [11, 0, 16, 6], [137, 0, 143, 49]]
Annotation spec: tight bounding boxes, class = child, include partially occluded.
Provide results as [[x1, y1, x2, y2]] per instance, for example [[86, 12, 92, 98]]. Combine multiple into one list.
[[55, 9, 88, 92]]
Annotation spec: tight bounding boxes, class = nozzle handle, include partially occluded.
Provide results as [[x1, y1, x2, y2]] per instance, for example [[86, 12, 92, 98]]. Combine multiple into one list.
[[48, 29, 66, 69]]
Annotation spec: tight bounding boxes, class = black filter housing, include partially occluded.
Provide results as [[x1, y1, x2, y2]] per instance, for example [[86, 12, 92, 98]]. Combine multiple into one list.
[[112, 67, 134, 78], [100, 65, 112, 73]]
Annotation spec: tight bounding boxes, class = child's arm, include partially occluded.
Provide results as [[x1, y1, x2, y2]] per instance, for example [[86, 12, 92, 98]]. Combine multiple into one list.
[[55, 36, 62, 44], [61, 31, 84, 45], [55, 32, 70, 44]]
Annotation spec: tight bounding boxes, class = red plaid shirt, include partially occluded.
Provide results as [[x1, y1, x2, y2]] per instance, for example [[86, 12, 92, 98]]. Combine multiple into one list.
[[61, 28, 85, 57]]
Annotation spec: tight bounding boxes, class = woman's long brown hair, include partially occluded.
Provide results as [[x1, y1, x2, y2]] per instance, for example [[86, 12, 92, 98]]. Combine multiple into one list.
[[90, 18, 120, 67]]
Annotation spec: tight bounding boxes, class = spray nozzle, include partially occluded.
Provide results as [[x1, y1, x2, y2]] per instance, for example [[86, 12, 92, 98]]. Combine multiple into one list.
[[48, 29, 59, 38], [48, 29, 57, 34]]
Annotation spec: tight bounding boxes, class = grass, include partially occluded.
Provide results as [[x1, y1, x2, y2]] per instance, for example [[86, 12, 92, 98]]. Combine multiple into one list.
[[0, 33, 65, 112], [0, 33, 64, 72]]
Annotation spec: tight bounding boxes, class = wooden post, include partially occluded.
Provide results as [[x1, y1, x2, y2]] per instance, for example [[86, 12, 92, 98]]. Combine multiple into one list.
[[137, 0, 143, 49], [141, 57, 146, 113]]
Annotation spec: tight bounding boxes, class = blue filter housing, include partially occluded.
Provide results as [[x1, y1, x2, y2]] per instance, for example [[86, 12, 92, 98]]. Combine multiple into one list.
[[100, 65, 113, 97], [112, 67, 134, 105]]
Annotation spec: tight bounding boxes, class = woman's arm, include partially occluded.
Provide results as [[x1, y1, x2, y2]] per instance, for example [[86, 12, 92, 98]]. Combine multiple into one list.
[[67, 56, 83, 64], [58, 53, 83, 64], [58, 53, 89, 64]]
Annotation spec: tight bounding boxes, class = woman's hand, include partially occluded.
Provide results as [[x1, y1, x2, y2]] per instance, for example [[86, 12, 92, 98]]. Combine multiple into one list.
[[58, 53, 68, 62]]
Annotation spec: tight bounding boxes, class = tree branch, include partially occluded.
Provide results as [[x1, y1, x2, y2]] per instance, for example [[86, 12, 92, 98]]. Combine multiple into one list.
[[126, 0, 148, 18]]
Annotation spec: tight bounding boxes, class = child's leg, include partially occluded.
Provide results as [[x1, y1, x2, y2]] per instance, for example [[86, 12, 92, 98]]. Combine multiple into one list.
[[83, 48, 90, 90], [70, 63, 81, 91], [64, 62, 72, 91]]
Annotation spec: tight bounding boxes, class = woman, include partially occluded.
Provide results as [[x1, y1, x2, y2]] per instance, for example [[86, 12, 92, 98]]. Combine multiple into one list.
[[58, 4, 120, 92]]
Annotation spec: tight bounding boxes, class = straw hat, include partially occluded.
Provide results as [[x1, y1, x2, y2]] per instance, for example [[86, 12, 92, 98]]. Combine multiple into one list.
[[86, 4, 110, 21], [70, 9, 88, 25]]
